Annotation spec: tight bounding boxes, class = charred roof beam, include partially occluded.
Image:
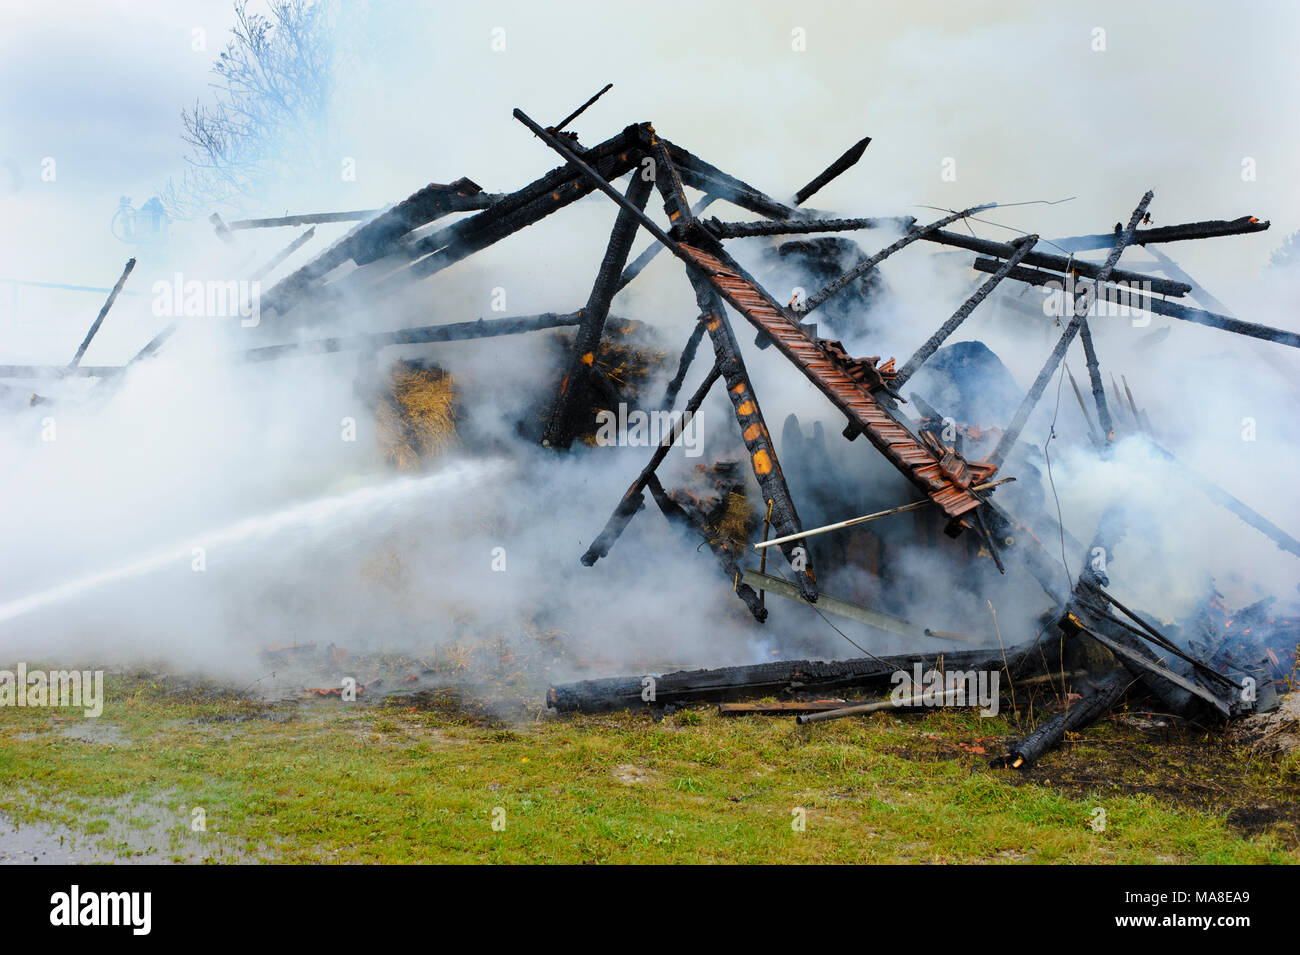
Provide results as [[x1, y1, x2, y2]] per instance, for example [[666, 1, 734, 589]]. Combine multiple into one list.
[[971, 258, 1300, 349], [703, 216, 913, 239], [989, 191, 1154, 469], [543, 172, 655, 449], [803, 205, 997, 314], [893, 235, 1038, 388]]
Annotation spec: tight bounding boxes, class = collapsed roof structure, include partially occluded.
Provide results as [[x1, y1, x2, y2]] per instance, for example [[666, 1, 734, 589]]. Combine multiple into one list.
[[9, 85, 1296, 766]]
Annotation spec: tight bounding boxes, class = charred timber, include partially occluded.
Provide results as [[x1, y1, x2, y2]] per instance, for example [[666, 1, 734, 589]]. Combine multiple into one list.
[[69, 258, 135, 369], [926, 230, 1190, 297], [893, 235, 1038, 386], [543, 173, 654, 448], [1051, 216, 1270, 253], [548, 634, 1062, 713], [580, 364, 721, 566], [988, 191, 1153, 468], [793, 136, 871, 206], [658, 137, 806, 221], [261, 178, 489, 316], [970, 258, 1300, 349], [703, 216, 911, 239], [804, 205, 995, 314], [992, 671, 1130, 769], [238, 312, 582, 362]]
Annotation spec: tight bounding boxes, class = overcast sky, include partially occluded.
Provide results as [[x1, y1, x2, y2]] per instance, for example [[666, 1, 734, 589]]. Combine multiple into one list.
[[1, 0, 1297, 355]]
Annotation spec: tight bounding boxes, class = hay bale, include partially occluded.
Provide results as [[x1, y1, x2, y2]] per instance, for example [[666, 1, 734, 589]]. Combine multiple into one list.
[[376, 359, 458, 470]]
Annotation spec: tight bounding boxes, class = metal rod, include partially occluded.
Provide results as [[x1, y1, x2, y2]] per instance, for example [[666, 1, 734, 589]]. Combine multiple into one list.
[[754, 478, 1015, 550]]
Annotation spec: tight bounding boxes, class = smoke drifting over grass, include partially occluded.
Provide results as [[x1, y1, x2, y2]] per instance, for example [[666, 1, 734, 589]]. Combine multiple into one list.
[[1, 1, 1297, 687]]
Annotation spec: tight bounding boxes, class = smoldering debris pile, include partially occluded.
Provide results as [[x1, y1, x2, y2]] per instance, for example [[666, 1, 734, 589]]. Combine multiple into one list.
[[7, 84, 1298, 768]]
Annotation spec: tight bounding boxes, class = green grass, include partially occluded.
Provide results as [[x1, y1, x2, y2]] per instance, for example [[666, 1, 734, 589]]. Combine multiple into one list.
[[0, 673, 1295, 863]]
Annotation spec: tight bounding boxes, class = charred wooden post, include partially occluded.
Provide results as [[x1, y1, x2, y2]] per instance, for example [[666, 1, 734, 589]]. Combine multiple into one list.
[[793, 136, 871, 206], [227, 209, 382, 230], [550, 82, 613, 134], [661, 139, 806, 221], [238, 312, 583, 361], [543, 173, 654, 448], [261, 177, 489, 317], [250, 227, 316, 282], [1076, 319, 1115, 442], [970, 258, 1300, 349], [69, 258, 135, 369], [660, 315, 707, 409], [548, 633, 1062, 713], [1051, 215, 1270, 253], [930, 232, 1190, 297], [703, 216, 910, 239], [1064, 364, 1102, 445], [366, 145, 637, 297], [803, 205, 996, 314], [581, 364, 722, 566], [616, 195, 718, 295], [893, 235, 1038, 387], [991, 671, 1130, 769], [649, 139, 819, 602], [989, 191, 1154, 468]]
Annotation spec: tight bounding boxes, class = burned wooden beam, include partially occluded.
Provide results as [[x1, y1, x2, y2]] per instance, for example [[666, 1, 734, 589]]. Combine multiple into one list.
[[250, 227, 316, 282], [803, 205, 996, 314], [648, 144, 818, 602], [971, 257, 1300, 349], [1051, 215, 1270, 253], [660, 138, 806, 221], [928, 230, 1190, 297], [580, 364, 721, 566], [69, 258, 135, 369], [893, 235, 1038, 387], [543, 173, 654, 448], [227, 209, 383, 230], [660, 315, 707, 409], [1064, 364, 1102, 445], [615, 193, 719, 294], [548, 632, 1062, 713], [989, 191, 1154, 468], [238, 312, 582, 362], [1076, 319, 1115, 442], [793, 136, 871, 206], [369, 127, 645, 303], [551, 82, 613, 134], [703, 215, 910, 239], [992, 670, 1131, 769], [261, 177, 491, 317]]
